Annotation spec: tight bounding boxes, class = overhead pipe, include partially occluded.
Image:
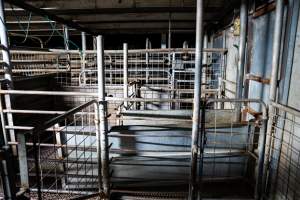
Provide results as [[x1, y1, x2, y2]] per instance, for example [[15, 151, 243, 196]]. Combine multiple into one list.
[[6, 0, 94, 35], [189, 0, 204, 199], [235, 0, 248, 122]]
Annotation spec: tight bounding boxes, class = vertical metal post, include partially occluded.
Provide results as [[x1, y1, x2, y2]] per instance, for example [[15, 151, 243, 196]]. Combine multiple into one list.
[[168, 13, 172, 49], [81, 32, 87, 84], [94, 103, 102, 192], [81, 32, 87, 52], [189, 0, 204, 199], [265, 0, 285, 198], [202, 32, 208, 98], [183, 41, 189, 48], [255, 118, 268, 200], [145, 39, 150, 84], [16, 133, 29, 189], [0, 0, 12, 86], [161, 33, 167, 48], [32, 129, 41, 200], [235, 0, 248, 122], [54, 124, 66, 188], [123, 43, 129, 109], [0, 146, 16, 200], [171, 52, 176, 109], [269, 0, 284, 103], [63, 25, 69, 50], [63, 25, 71, 85], [97, 35, 109, 196], [218, 77, 222, 108], [0, 0, 16, 156], [93, 36, 97, 50], [203, 33, 208, 65]]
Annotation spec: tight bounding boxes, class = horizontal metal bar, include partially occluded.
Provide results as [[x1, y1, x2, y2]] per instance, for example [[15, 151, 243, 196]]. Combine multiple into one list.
[[0, 69, 68, 73], [220, 78, 236, 85], [29, 188, 94, 195], [49, 48, 227, 54], [0, 90, 194, 102], [7, 48, 225, 55], [270, 101, 300, 117], [108, 134, 191, 138], [245, 73, 270, 84], [32, 100, 98, 134], [3, 109, 65, 115], [0, 90, 98, 96], [207, 98, 267, 119]]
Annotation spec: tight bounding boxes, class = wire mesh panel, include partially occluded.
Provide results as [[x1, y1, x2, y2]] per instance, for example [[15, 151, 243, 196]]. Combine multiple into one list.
[[192, 99, 267, 199], [27, 100, 101, 199], [0, 51, 69, 78], [266, 102, 300, 200]]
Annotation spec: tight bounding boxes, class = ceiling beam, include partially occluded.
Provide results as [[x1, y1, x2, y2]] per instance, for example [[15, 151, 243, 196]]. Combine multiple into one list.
[[7, 21, 195, 29], [5, 0, 94, 35], [4, 6, 230, 16]]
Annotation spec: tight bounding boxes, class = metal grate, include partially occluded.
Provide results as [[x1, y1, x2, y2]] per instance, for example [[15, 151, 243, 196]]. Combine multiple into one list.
[[1, 49, 228, 110], [28, 100, 101, 199], [0, 50, 69, 77], [190, 99, 267, 199], [265, 102, 300, 200]]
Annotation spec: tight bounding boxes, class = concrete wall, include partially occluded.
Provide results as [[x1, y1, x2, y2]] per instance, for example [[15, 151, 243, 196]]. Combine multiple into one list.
[[223, 28, 239, 99]]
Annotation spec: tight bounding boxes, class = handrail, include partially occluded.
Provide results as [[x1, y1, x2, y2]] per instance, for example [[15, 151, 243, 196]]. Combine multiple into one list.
[[0, 89, 194, 103], [32, 100, 99, 134], [270, 102, 300, 118], [3, 48, 227, 55], [30, 99, 102, 199]]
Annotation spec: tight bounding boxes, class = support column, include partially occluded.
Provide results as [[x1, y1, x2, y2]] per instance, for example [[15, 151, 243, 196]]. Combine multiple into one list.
[[168, 13, 172, 48], [203, 33, 208, 65], [189, 0, 204, 199], [235, 0, 248, 121], [123, 43, 128, 109], [202, 32, 208, 98], [17, 133, 29, 189], [93, 36, 97, 50], [183, 41, 189, 48], [96, 35, 109, 196], [265, 0, 285, 198], [161, 33, 167, 48], [0, 0, 16, 156], [63, 25, 69, 50], [145, 38, 150, 84], [81, 32, 87, 85]]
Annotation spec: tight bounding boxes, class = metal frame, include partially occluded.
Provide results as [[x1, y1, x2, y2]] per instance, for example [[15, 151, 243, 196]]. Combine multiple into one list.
[[189, 0, 204, 199], [30, 99, 102, 199], [265, 102, 300, 200], [194, 98, 267, 200]]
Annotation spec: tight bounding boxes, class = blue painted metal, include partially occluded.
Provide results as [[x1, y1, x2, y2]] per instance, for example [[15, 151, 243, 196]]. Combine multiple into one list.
[[278, 0, 300, 105], [247, 12, 275, 110]]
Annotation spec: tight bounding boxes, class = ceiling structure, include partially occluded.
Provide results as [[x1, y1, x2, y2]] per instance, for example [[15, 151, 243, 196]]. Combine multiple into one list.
[[4, 0, 240, 36]]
